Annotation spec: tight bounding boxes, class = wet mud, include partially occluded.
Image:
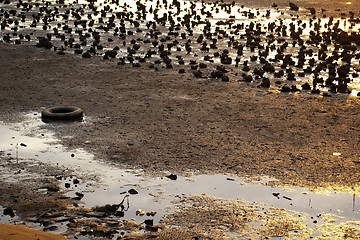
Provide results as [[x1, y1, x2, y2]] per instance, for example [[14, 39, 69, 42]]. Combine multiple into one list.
[[1, 0, 360, 238], [1, 118, 360, 239]]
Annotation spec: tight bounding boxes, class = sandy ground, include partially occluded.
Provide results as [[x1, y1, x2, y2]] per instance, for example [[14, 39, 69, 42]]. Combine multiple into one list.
[[0, 223, 67, 240]]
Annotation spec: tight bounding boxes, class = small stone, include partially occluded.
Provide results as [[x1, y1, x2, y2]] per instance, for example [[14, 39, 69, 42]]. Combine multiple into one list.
[[146, 211, 157, 216], [221, 75, 229, 82], [4, 207, 15, 217], [166, 174, 177, 180], [272, 193, 280, 198], [144, 219, 154, 226], [75, 192, 84, 198], [82, 52, 91, 58], [280, 85, 291, 92], [283, 196, 292, 200], [128, 189, 138, 195], [260, 78, 270, 88], [289, 2, 299, 11], [302, 82, 311, 90]]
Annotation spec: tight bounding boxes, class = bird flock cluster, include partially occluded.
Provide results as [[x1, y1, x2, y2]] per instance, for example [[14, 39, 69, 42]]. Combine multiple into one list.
[[1, 0, 360, 95]]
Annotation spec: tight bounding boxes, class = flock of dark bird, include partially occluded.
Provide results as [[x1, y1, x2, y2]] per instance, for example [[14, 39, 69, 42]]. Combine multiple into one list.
[[1, 0, 360, 95]]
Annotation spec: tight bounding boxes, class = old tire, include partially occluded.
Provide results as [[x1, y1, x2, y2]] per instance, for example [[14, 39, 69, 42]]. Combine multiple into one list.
[[41, 106, 83, 121]]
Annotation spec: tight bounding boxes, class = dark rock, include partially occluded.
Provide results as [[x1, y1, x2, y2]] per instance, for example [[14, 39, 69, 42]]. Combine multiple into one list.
[[75, 192, 84, 198], [166, 174, 177, 180], [144, 219, 154, 226], [220, 57, 232, 64], [311, 89, 320, 94], [290, 85, 300, 92], [128, 189, 138, 195], [309, 7, 316, 15], [82, 52, 91, 58], [104, 49, 117, 58], [221, 75, 229, 82], [199, 63, 207, 68], [289, 2, 299, 11], [260, 78, 270, 88], [302, 82, 311, 90], [210, 70, 223, 78], [298, 72, 305, 77], [192, 70, 203, 78], [74, 49, 83, 54], [280, 85, 291, 92], [338, 83, 350, 93], [4, 207, 15, 217], [272, 193, 280, 198], [65, 183, 71, 188], [243, 75, 253, 82], [36, 37, 53, 49]]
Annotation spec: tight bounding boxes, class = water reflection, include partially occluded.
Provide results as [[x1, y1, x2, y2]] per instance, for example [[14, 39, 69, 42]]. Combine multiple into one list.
[[1, 116, 360, 232]]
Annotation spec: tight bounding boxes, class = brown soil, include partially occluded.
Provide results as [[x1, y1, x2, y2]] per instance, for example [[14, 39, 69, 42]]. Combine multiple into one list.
[[0, 43, 360, 192], [0, 223, 68, 240]]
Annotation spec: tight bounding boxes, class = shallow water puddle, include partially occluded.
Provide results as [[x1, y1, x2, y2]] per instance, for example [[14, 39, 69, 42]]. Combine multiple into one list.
[[0, 115, 360, 237]]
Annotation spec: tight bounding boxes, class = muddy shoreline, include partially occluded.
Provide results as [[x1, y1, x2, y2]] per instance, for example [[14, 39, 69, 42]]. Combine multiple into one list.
[[1, 0, 360, 238], [1, 42, 359, 190]]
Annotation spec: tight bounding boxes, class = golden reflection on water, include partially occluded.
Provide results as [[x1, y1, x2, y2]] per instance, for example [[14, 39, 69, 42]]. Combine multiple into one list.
[[68, 0, 360, 93]]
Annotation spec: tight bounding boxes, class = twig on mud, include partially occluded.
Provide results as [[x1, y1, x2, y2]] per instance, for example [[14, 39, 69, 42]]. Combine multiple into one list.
[[119, 194, 130, 212]]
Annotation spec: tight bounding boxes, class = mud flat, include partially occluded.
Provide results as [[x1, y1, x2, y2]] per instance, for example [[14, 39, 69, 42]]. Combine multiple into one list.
[[1, 118, 360, 239], [1, 0, 360, 238]]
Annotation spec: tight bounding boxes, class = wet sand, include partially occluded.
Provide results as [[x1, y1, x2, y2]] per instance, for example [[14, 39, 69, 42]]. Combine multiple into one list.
[[0, 223, 67, 240]]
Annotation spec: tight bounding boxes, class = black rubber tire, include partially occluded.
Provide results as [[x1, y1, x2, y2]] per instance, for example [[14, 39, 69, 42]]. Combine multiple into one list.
[[41, 106, 83, 121]]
